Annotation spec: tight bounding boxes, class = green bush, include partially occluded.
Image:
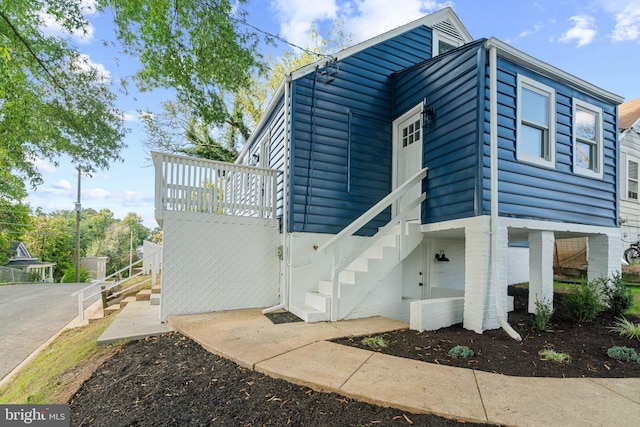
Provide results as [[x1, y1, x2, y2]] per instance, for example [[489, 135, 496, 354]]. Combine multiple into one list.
[[60, 266, 92, 283], [602, 272, 633, 316], [448, 345, 474, 359], [607, 346, 640, 363], [608, 317, 640, 340], [533, 298, 554, 332], [563, 277, 604, 322]]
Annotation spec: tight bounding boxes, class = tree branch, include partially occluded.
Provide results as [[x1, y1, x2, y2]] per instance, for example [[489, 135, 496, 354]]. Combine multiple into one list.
[[0, 9, 66, 93]]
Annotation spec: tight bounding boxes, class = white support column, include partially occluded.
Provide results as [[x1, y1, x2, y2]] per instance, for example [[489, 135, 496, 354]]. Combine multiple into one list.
[[587, 233, 622, 282], [528, 231, 555, 313], [463, 217, 508, 333]]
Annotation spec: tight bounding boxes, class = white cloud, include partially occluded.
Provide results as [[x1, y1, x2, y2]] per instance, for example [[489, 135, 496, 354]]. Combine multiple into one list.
[[53, 179, 72, 190], [39, 1, 97, 43], [338, 0, 454, 43], [33, 158, 57, 174], [123, 111, 140, 122], [73, 54, 111, 81], [272, 0, 338, 46], [85, 188, 111, 199], [520, 23, 543, 38], [605, 0, 640, 41], [559, 15, 597, 47]]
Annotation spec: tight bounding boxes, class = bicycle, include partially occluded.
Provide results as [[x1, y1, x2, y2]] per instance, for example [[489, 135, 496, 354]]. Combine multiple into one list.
[[624, 241, 640, 264]]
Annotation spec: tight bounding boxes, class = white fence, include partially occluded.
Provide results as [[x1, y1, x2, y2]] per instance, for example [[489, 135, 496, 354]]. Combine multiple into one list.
[[152, 151, 279, 224]]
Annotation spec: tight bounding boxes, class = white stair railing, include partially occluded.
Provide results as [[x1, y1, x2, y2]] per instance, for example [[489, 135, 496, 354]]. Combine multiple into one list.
[[316, 168, 428, 321], [72, 244, 162, 321]]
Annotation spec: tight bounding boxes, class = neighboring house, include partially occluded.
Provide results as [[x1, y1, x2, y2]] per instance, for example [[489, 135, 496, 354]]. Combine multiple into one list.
[[4, 241, 55, 282], [153, 7, 623, 336], [618, 98, 640, 253], [80, 256, 108, 281]]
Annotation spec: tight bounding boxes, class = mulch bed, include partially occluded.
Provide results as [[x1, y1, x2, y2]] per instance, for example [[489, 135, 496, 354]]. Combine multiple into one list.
[[333, 286, 640, 378], [69, 285, 638, 425], [69, 333, 491, 426]]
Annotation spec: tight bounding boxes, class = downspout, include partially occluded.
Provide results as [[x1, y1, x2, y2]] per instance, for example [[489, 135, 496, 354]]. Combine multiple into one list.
[[487, 41, 522, 341], [263, 74, 292, 315], [283, 74, 292, 312]]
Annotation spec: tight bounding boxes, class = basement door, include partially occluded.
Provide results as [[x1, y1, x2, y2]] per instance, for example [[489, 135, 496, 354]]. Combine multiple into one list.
[[393, 105, 423, 221]]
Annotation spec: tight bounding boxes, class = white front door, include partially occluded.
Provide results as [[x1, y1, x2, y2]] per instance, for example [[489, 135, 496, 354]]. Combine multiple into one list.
[[394, 105, 423, 220]]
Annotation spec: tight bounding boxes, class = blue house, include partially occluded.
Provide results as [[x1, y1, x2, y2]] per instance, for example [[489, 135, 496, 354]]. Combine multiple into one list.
[[153, 8, 623, 337]]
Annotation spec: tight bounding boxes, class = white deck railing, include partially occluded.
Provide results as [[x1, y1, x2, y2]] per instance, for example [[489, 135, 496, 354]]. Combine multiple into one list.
[[152, 151, 279, 224]]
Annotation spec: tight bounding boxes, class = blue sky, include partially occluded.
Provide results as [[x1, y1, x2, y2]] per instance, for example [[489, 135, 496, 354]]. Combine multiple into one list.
[[26, 0, 640, 228]]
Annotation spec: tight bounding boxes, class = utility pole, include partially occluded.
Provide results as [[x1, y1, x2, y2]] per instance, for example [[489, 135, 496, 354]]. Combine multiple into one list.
[[75, 168, 81, 283]]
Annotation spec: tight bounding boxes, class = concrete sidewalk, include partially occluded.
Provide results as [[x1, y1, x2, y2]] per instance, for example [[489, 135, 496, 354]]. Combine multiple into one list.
[[167, 308, 640, 427], [97, 301, 172, 345]]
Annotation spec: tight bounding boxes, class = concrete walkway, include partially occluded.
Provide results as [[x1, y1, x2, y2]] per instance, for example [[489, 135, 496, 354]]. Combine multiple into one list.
[[99, 304, 640, 426]]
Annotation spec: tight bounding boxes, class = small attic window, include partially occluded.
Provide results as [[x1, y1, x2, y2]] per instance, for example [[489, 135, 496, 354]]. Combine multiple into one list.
[[431, 19, 465, 57]]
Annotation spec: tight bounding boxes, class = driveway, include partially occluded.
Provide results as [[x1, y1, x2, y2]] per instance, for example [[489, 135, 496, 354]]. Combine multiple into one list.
[[0, 283, 98, 382]]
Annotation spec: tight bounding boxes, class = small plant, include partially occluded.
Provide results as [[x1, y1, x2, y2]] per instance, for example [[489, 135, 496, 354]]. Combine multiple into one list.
[[563, 277, 605, 322], [602, 272, 633, 316], [361, 336, 389, 349], [538, 348, 571, 363], [607, 346, 640, 363], [448, 345, 474, 359], [532, 298, 554, 332], [608, 317, 640, 340]]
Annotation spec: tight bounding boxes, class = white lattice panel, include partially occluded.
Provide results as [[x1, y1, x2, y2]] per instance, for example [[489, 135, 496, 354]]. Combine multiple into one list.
[[160, 211, 281, 321]]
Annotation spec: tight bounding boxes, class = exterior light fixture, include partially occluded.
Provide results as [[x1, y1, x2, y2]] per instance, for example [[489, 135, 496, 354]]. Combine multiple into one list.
[[422, 98, 436, 129], [435, 250, 449, 262]]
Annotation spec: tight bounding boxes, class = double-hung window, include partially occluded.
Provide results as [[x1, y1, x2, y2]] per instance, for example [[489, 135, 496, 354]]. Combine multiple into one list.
[[517, 75, 556, 168], [572, 99, 603, 179], [627, 158, 639, 201]]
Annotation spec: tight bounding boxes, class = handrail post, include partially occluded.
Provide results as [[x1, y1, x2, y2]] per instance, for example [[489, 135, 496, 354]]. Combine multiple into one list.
[[77, 291, 84, 321]]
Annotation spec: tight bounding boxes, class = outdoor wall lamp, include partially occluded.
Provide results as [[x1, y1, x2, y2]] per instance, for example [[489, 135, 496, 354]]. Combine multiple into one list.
[[435, 250, 449, 262], [422, 98, 436, 129], [251, 153, 260, 165]]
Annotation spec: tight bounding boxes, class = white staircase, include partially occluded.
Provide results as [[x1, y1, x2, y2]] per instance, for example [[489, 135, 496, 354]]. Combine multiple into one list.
[[291, 221, 423, 322]]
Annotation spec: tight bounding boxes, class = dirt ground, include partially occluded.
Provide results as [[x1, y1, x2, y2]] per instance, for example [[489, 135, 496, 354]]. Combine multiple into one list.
[[68, 286, 639, 426]]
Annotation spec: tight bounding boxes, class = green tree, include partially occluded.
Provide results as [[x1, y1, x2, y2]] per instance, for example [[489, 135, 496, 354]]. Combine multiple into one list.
[[0, 0, 127, 203], [22, 214, 74, 282], [0, 201, 30, 262], [238, 22, 353, 128], [99, 0, 265, 129]]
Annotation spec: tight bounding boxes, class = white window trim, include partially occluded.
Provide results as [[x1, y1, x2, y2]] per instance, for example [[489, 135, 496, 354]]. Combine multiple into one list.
[[432, 31, 462, 57], [572, 98, 604, 180], [626, 155, 639, 201], [516, 74, 556, 168]]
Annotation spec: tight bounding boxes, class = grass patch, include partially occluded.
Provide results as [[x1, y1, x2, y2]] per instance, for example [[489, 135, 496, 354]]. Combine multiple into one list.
[[361, 336, 389, 349], [629, 287, 640, 316], [538, 348, 571, 363], [0, 315, 123, 404]]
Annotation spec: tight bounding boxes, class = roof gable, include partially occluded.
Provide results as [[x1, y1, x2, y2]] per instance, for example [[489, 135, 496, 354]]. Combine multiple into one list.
[[290, 7, 473, 81], [620, 98, 640, 131]]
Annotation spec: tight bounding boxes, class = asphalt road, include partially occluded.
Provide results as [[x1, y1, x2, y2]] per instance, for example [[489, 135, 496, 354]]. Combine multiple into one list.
[[0, 283, 98, 382]]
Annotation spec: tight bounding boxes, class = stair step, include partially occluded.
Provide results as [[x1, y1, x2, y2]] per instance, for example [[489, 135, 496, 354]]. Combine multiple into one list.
[[290, 303, 329, 322], [136, 289, 152, 301], [150, 293, 161, 306], [104, 304, 121, 316], [120, 296, 137, 307], [305, 291, 330, 313], [151, 286, 162, 294]]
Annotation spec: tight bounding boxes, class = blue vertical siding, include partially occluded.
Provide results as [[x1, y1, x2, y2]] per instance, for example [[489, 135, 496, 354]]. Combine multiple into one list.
[[481, 57, 618, 227], [392, 41, 485, 224], [289, 25, 434, 234]]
